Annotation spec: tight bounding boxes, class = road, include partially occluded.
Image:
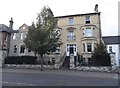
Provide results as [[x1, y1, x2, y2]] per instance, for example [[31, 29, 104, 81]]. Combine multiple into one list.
[[2, 68, 119, 86]]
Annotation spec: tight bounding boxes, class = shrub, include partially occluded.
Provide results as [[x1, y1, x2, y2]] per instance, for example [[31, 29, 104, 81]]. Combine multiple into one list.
[[5, 56, 37, 64]]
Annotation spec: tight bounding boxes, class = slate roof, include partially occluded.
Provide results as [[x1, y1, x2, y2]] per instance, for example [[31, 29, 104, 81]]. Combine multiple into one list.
[[102, 36, 120, 45], [0, 24, 14, 33], [55, 12, 100, 18]]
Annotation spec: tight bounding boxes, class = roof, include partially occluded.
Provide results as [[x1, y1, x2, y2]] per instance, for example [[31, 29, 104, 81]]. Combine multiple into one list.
[[19, 23, 28, 29], [55, 12, 100, 18], [102, 36, 120, 45], [0, 24, 14, 33], [13, 30, 19, 33]]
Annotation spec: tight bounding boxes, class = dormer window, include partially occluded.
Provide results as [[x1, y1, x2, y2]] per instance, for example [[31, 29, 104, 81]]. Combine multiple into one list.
[[85, 16, 90, 24], [23, 27, 25, 29], [69, 18, 74, 25]]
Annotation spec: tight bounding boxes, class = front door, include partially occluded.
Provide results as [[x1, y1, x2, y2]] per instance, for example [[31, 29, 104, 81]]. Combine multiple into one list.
[[69, 46, 74, 54], [66, 44, 77, 56]]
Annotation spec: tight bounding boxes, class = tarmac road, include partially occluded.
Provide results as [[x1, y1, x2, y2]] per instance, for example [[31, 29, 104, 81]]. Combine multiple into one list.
[[2, 68, 119, 86]]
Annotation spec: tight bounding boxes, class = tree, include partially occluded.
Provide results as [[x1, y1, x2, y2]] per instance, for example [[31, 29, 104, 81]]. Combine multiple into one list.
[[92, 41, 111, 66], [24, 6, 62, 71]]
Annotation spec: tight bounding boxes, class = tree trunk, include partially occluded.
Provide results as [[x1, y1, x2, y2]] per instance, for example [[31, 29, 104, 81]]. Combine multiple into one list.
[[40, 54, 43, 71]]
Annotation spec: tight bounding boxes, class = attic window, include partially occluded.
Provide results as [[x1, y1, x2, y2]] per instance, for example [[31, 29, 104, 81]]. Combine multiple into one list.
[[23, 27, 25, 29]]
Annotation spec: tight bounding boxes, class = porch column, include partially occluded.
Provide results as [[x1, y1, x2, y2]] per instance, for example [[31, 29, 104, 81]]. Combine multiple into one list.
[[85, 43, 87, 52], [92, 43, 94, 52], [66, 45, 69, 56]]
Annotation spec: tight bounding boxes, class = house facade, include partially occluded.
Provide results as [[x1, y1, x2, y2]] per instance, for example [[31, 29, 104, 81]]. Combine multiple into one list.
[[0, 18, 14, 65], [9, 24, 34, 56], [55, 12, 101, 67], [7, 5, 117, 68], [8, 12, 102, 67]]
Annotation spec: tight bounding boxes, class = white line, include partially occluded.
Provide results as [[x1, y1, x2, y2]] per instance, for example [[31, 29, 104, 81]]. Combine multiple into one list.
[[2, 81, 36, 86]]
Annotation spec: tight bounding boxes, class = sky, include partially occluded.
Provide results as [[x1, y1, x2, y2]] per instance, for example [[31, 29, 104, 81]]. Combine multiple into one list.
[[0, 0, 119, 36]]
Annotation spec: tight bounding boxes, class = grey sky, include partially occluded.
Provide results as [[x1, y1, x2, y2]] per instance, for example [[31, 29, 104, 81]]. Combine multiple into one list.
[[0, 0, 119, 36]]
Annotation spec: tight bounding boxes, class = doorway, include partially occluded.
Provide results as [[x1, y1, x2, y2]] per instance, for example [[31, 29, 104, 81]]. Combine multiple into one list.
[[69, 45, 74, 54], [66, 44, 77, 56]]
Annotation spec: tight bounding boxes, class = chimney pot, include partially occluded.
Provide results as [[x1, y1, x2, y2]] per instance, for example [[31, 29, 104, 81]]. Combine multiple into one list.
[[9, 17, 14, 29], [94, 4, 98, 13]]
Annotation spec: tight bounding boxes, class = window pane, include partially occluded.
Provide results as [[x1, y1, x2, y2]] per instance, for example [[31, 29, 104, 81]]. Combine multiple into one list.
[[20, 45, 25, 53], [85, 28, 92, 37], [85, 16, 90, 21], [69, 18, 74, 25], [85, 16, 90, 24], [20, 33, 24, 39], [14, 45, 17, 53], [87, 43, 92, 52], [67, 30, 75, 40], [13, 33, 16, 39]]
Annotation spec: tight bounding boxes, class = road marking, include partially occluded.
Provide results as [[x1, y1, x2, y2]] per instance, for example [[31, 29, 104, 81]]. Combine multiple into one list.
[[2, 81, 36, 86]]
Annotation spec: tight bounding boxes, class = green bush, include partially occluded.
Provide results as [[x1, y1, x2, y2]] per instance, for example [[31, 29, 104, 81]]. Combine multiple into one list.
[[92, 53, 111, 66], [92, 41, 111, 66]]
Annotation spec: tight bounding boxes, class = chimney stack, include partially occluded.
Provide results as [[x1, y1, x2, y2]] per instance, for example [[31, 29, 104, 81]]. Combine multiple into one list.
[[9, 17, 14, 29], [94, 4, 98, 13]]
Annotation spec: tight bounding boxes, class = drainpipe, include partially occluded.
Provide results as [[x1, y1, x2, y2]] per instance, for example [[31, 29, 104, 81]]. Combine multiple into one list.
[[98, 12, 102, 43]]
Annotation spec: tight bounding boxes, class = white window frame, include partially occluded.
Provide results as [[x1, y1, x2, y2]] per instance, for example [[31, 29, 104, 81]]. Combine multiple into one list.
[[87, 43, 92, 52], [20, 33, 24, 40], [13, 33, 16, 39], [85, 16, 90, 24], [85, 27, 92, 37], [67, 30, 75, 41], [24, 32, 27, 38]]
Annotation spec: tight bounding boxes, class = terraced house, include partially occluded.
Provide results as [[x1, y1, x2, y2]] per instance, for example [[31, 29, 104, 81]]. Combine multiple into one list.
[[7, 4, 104, 68], [55, 8, 101, 68]]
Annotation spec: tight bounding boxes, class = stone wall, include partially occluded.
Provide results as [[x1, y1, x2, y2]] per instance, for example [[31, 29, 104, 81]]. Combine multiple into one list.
[[75, 66, 119, 73], [0, 51, 2, 68], [4, 64, 120, 73], [4, 64, 55, 69]]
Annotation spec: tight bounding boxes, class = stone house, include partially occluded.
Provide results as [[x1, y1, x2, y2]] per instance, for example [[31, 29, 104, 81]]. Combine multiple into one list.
[[0, 18, 14, 65]]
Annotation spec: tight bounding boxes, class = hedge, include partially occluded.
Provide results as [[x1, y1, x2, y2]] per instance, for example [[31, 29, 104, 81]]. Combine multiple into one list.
[[5, 56, 37, 64]]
